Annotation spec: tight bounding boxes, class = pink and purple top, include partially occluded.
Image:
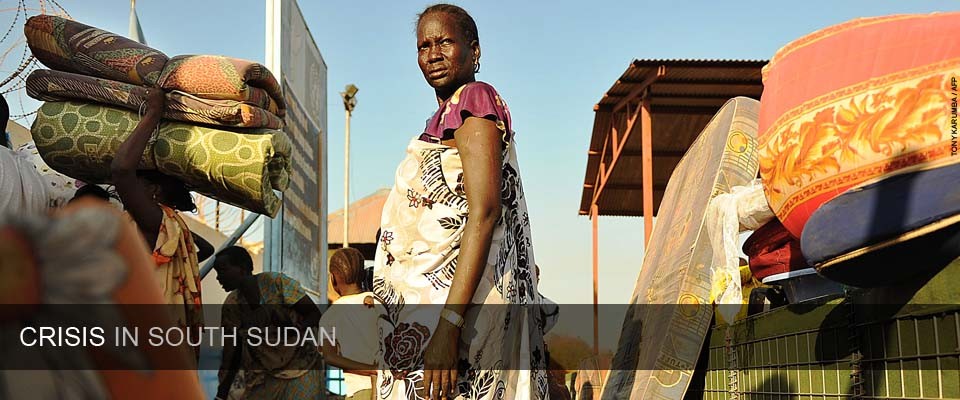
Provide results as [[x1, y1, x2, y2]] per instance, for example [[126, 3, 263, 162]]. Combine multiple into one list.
[[419, 81, 513, 145]]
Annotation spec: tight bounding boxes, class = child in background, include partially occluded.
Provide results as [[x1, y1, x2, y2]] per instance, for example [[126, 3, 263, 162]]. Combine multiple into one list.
[[320, 248, 379, 400]]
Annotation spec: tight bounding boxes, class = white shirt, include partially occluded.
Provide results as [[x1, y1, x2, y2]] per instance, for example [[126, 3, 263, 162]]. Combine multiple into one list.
[[319, 292, 378, 396]]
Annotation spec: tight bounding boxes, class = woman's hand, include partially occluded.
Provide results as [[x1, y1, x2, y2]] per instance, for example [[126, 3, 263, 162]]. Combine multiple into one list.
[[421, 319, 460, 399], [144, 88, 165, 116]]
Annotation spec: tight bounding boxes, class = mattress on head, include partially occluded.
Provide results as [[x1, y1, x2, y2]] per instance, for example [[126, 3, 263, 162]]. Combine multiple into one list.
[[30, 101, 291, 216]]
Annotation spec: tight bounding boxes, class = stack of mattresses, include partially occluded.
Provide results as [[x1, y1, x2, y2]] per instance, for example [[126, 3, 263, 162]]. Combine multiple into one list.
[[23, 15, 290, 216], [756, 12, 960, 287]]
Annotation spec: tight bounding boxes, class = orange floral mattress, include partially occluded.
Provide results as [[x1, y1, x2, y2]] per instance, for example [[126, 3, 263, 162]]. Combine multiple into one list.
[[758, 12, 960, 237]]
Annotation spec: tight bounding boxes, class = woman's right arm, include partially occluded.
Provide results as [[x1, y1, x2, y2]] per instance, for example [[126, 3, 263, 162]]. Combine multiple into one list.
[[110, 89, 165, 244]]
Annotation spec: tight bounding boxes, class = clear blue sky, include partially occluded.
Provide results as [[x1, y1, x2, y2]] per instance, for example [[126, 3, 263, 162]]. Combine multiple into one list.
[[3, 0, 958, 310]]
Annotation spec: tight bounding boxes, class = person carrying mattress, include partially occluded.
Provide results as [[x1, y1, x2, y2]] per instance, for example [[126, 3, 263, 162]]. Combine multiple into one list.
[[111, 88, 213, 361]]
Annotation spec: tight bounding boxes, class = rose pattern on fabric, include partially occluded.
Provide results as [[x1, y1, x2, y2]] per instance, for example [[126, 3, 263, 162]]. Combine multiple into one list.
[[383, 322, 430, 372]]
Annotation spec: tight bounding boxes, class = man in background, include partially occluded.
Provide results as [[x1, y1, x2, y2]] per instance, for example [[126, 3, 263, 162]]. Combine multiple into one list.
[[213, 246, 323, 400]]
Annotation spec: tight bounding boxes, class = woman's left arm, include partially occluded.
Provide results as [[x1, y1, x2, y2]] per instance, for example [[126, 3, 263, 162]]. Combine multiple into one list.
[[422, 116, 503, 400]]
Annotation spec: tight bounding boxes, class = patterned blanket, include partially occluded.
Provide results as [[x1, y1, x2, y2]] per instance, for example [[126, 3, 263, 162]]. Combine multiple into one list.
[[31, 101, 291, 216], [159, 55, 286, 116], [27, 69, 284, 129], [25, 15, 286, 115], [25, 15, 168, 86]]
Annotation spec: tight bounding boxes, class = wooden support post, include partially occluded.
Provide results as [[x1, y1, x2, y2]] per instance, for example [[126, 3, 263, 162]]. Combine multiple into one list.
[[641, 92, 654, 245], [591, 203, 600, 355]]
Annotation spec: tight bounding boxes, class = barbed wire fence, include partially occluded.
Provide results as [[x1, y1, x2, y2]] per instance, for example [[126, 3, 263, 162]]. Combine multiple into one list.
[[0, 0, 69, 120]]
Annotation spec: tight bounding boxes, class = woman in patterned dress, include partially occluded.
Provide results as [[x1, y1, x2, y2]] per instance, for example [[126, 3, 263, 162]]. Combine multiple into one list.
[[110, 88, 213, 361], [373, 4, 550, 400]]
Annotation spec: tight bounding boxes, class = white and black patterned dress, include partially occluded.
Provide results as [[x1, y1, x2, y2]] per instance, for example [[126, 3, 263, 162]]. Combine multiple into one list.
[[373, 83, 550, 400]]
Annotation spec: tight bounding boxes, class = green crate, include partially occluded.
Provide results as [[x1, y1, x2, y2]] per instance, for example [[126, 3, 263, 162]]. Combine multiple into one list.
[[687, 258, 960, 400]]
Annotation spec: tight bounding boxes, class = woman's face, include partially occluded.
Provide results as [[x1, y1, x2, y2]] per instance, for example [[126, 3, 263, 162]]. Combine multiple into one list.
[[417, 12, 477, 96], [138, 176, 163, 202], [139, 173, 192, 211]]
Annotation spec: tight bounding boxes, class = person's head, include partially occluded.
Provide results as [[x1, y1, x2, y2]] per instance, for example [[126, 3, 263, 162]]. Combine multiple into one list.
[[70, 184, 112, 203], [136, 170, 196, 212], [213, 246, 254, 292], [329, 247, 365, 296], [416, 4, 480, 100]]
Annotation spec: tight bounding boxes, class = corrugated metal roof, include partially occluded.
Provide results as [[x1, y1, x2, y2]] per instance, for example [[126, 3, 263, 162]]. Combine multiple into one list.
[[580, 59, 766, 217], [328, 188, 390, 245]]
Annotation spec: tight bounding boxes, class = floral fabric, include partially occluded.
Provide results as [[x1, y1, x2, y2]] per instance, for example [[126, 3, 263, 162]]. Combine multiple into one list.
[[373, 84, 549, 399], [152, 204, 204, 359]]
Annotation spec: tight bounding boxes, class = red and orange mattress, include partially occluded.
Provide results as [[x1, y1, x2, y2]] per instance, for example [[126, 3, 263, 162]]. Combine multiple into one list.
[[758, 12, 960, 239]]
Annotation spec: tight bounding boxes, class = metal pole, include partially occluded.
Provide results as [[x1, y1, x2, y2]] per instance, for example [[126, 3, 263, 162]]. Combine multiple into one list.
[[239, 209, 245, 245], [340, 84, 357, 249], [200, 213, 261, 279], [344, 108, 351, 248]]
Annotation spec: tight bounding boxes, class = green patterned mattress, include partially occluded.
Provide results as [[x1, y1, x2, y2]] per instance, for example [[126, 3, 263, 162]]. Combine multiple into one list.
[[31, 101, 291, 216]]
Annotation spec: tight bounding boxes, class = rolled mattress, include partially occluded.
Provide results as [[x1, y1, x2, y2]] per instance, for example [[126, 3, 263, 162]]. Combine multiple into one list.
[[30, 101, 291, 216]]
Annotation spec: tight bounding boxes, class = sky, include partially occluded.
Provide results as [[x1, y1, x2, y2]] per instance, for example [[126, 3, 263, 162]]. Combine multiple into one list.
[[2, 0, 958, 312]]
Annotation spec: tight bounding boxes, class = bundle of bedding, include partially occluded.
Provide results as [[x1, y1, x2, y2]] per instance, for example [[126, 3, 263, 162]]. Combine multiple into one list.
[[24, 15, 285, 117], [757, 12, 960, 286], [757, 12, 960, 239], [31, 101, 291, 216], [27, 69, 284, 129], [23, 14, 291, 216]]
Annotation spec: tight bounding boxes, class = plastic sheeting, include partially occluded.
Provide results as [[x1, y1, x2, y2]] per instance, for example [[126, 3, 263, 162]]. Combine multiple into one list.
[[705, 179, 774, 322]]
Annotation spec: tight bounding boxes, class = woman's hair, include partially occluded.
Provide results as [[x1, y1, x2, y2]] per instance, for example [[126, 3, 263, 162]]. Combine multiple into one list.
[[137, 170, 197, 213], [330, 247, 365, 285], [417, 3, 479, 45], [71, 184, 112, 202]]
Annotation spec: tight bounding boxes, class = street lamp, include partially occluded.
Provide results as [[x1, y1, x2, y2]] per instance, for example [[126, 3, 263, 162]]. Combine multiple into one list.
[[341, 84, 358, 248]]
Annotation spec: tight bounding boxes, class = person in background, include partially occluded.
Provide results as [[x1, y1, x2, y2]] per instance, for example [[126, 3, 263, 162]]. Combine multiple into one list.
[[110, 88, 212, 362], [319, 247, 379, 400], [213, 246, 323, 400], [0, 145, 48, 216]]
